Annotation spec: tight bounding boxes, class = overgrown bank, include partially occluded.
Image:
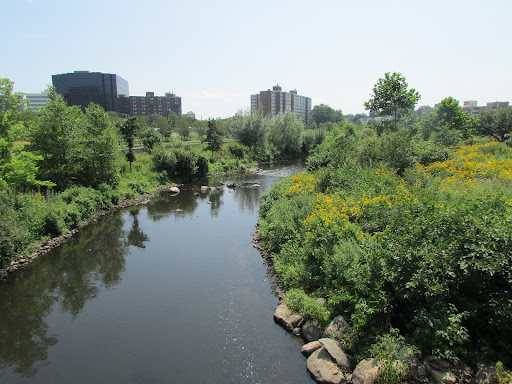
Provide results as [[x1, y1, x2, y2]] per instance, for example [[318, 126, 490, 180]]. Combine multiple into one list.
[[258, 135, 512, 382]]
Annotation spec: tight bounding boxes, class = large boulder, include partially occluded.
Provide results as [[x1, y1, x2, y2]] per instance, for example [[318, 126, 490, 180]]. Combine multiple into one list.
[[424, 357, 457, 384], [301, 341, 322, 357], [307, 348, 347, 384], [168, 186, 180, 195], [301, 319, 323, 342], [349, 359, 380, 384], [200, 186, 209, 193], [319, 338, 351, 372], [273, 303, 304, 333], [323, 316, 350, 339]]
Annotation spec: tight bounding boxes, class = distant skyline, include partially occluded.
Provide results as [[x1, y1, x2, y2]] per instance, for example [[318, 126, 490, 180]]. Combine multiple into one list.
[[3, 0, 511, 119]]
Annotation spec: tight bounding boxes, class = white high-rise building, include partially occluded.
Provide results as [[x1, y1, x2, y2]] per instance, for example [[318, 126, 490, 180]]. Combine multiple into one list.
[[250, 85, 312, 123], [24, 90, 49, 112]]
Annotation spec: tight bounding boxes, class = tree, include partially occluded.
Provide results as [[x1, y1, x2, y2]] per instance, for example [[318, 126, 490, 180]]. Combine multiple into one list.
[[29, 88, 82, 189], [205, 119, 223, 155], [119, 116, 139, 171], [229, 110, 267, 149], [364, 72, 421, 131], [140, 127, 162, 153], [477, 107, 512, 142], [175, 118, 190, 140], [310, 104, 343, 126], [155, 115, 169, 138], [167, 111, 179, 131], [267, 111, 304, 157], [421, 97, 475, 141], [0, 78, 27, 159]]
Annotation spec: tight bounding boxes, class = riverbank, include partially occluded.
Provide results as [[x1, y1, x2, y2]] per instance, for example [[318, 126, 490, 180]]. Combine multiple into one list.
[[0, 185, 177, 282]]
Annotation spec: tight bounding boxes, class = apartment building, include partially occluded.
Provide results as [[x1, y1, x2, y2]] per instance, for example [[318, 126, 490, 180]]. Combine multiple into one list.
[[129, 92, 181, 117], [251, 85, 312, 123], [462, 100, 510, 117]]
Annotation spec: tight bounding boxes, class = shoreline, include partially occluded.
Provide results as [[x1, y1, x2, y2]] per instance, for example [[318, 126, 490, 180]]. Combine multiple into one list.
[[0, 185, 177, 283]]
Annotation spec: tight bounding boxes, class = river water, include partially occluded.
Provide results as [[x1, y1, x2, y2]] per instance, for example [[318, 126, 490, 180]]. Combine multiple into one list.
[[0, 162, 314, 384]]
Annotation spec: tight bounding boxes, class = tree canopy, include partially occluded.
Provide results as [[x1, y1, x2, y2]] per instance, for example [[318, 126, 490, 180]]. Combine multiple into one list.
[[310, 104, 343, 127], [364, 72, 421, 130]]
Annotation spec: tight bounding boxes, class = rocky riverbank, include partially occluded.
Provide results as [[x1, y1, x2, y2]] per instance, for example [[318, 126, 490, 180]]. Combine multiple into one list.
[[0, 185, 179, 282], [252, 231, 500, 384]]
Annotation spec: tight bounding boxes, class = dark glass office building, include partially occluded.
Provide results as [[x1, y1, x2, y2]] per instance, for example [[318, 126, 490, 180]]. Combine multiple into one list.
[[52, 71, 129, 112]]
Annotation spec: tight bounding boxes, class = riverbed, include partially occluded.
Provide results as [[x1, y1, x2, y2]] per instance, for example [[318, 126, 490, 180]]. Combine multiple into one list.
[[0, 162, 314, 384]]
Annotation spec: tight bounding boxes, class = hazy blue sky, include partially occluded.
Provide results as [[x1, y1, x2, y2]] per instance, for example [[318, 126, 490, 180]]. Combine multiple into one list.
[[3, 0, 511, 118]]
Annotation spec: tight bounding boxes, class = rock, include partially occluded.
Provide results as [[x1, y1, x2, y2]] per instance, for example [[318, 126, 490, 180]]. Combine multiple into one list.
[[323, 315, 350, 339], [207, 201, 212, 205], [301, 319, 323, 342], [226, 182, 237, 189], [200, 186, 209, 193], [349, 359, 380, 384], [194, 192, 200, 196], [307, 348, 347, 384], [273, 303, 304, 333], [424, 357, 457, 384], [316, 298, 328, 307], [319, 338, 351, 372], [252, 184, 260, 188], [474, 362, 497, 384], [209, 186, 216, 192], [168, 187, 180, 195], [301, 341, 322, 357]]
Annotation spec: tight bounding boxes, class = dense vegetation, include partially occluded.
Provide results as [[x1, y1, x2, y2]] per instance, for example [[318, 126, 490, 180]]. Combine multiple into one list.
[[258, 73, 512, 380], [0, 78, 321, 270]]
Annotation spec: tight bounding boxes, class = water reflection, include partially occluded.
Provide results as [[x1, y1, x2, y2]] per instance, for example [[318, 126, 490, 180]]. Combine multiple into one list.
[[127, 208, 149, 248], [0, 210, 138, 376]]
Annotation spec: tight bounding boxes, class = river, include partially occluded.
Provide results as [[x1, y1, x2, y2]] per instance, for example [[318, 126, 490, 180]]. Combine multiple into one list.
[[0, 161, 314, 384]]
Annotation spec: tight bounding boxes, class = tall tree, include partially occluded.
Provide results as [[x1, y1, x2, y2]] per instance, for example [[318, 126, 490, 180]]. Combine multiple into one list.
[[119, 117, 139, 171], [175, 118, 190, 140], [205, 119, 223, 155], [364, 72, 421, 131], [0, 78, 27, 159], [229, 110, 267, 149], [477, 107, 512, 142], [267, 111, 304, 157], [421, 97, 475, 141]]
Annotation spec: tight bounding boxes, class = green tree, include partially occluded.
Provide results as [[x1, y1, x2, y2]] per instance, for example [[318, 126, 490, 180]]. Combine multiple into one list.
[[29, 88, 82, 189], [364, 72, 421, 131], [167, 111, 179, 131], [119, 116, 139, 171], [155, 115, 169, 138], [0, 78, 27, 159], [422, 97, 475, 140], [205, 119, 223, 155], [477, 106, 512, 142], [72, 104, 119, 188], [310, 104, 343, 126], [267, 111, 304, 157], [140, 127, 162, 153], [229, 110, 267, 149], [175, 118, 190, 140]]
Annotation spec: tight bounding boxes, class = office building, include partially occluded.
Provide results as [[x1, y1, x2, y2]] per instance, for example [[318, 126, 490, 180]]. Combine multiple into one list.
[[52, 71, 129, 112], [462, 100, 509, 117], [251, 85, 312, 123], [24, 90, 49, 112], [129, 92, 181, 117]]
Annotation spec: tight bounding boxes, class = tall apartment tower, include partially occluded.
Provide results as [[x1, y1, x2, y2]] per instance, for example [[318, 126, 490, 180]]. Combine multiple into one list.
[[128, 92, 182, 117], [462, 100, 510, 117], [52, 71, 129, 113], [251, 85, 312, 123]]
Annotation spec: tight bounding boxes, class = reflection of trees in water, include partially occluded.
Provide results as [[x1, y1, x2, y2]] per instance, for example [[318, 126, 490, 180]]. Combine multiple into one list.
[[208, 187, 224, 217], [0, 211, 133, 377], [233, 185, 264, 214], [146, 190, 199, 221], [127, 208, 149, 248]]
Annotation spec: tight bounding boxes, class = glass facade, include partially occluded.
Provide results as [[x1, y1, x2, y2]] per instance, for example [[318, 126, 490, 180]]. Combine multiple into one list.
[[52, 71, 129, 112]]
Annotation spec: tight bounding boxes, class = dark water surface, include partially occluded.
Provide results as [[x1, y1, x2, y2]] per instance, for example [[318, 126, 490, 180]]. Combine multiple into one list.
[[0, 162, 314, 383]]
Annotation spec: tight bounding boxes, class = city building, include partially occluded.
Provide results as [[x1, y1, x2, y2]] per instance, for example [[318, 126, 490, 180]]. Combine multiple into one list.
[[250, 85, 312, 123], [129, 92, 181, 117], [462, 100, 509, 117], [52, 71, 129, 112], [24, 90, 49, 112]]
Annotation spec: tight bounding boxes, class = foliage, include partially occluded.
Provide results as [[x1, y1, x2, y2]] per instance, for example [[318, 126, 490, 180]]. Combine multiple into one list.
[[205, 119, 223, 154], [229, 109, 267, 149], [364, 72, 421, 131], [175, 118, 191, 140], [258, 139, 512, 367], [310, 104, 343, 127], [266, 111, 305, 158], [119, 116, 139, 171], [140, 127, 163, 153], [477, 106, 512, 142], [152, 146, 208, 182], [225, 142, 247, 159]]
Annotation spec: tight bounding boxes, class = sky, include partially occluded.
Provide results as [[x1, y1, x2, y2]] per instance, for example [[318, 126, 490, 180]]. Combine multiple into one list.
[[3, 0, 511, 119]]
